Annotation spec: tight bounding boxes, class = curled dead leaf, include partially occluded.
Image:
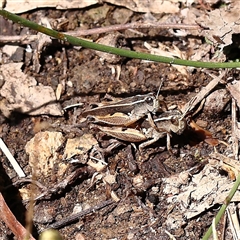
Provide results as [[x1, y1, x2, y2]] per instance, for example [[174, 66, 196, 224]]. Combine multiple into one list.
[[189, 120, 219, 146]]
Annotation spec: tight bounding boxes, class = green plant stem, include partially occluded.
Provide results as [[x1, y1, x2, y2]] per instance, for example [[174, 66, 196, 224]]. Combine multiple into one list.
[[202, 173, 240, 240], [1, 9, 240, 69]]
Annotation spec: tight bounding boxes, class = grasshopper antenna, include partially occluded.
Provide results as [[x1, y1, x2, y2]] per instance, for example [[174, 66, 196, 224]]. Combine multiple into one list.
[[180, 97, 197, 120], [156, 79, 164, 98], [156, 79, 168, 112]]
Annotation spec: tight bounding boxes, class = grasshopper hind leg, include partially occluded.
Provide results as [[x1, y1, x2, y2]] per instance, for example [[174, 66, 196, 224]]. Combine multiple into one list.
[[138, 131, 173, 154]]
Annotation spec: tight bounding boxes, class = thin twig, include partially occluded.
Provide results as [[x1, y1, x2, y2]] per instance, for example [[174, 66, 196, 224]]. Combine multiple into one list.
[[0, 192, 35, 240], [5, 178, 47, 191], [66, 22, 202, 37], [0, 34, 38, 43], [0, 22, 201, 44], [231, 99, 239, 160], [33, 167, 89, 201], [181, 70, 227, 114], [227, 204, 240, 240], [44, 199, 116, 230]]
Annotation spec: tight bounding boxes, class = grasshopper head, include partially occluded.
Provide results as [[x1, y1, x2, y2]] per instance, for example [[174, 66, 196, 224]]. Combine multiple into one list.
[[142, 94, 157, 113], [144, 94, 168, 114], [170, 115, 187, 135], [152, 97, 168, 114]]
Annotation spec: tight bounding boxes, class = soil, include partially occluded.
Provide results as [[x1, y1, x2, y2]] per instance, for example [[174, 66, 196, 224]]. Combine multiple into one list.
[[0, 3, 237, 240]]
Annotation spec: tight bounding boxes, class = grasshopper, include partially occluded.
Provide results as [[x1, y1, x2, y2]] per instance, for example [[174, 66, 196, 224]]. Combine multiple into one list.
[[90, 109, 187, 152], [82, 93, 167, 127]]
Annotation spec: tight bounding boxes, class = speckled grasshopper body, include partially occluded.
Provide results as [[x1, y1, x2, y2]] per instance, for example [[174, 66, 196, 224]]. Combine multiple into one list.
[[83, 83, 188, 151], [82, 93, 166, 127], [91, 109, 187, 151]]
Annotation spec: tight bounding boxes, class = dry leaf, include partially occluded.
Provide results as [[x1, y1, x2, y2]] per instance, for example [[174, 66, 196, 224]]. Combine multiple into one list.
[[210, 152, 240, 181], [4, 0, 182, 14], [4, 0, 98, 13], [189, 120, 219, 146], [106, 0, 180, 13], [183, 3, 240, 46], [163, 164, 240, 220], [0, 63, 63, 117], [144, 42, 188, 76]]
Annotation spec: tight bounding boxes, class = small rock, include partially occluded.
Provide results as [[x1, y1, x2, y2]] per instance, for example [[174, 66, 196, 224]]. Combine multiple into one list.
[[10, 46, 24, 62], [2, 45, 18, 56], [25, 131, 65, 181], [204, 89, 230, 113]]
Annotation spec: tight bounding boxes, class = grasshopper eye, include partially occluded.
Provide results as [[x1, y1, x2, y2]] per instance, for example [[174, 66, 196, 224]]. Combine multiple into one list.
[[159, 101, 168, 112], [87, 116, 96, 122], [171, 117, 179, 126], [145, 97, 153, 105]]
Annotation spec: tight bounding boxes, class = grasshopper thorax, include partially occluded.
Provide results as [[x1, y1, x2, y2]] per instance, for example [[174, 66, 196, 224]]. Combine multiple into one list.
[[154, 109, 187, 135]]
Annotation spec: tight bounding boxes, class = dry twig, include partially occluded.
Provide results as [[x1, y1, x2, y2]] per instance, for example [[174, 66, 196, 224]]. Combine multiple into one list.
[[0, 192, 35, 240], [45, 199, 116, 230], [227, 204, 240, 240], [33, 167, 90, 201], [182, 70, 227, 114], [66, 22, 202, 37], [231, 99, 240, 160], [0, 22, 201, 44]]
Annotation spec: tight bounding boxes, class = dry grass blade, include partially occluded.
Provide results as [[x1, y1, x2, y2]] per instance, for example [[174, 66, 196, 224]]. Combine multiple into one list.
[[0, 138, 25, 177], [181, 70, 227, 115], [227, 204, 240, 240]]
